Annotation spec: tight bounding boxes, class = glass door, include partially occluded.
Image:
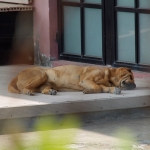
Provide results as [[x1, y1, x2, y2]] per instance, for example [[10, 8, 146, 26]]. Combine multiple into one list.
[[58, 0, 150, 71], [58, 0, 105, 65]]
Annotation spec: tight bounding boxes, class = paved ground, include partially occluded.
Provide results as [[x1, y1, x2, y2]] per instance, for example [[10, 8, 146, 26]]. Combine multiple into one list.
[[0, 112, 150, 150], [72, 116, 150, 150]]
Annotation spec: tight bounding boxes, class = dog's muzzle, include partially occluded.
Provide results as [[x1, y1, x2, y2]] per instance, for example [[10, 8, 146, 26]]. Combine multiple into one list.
[[121, 81, 136, 90]]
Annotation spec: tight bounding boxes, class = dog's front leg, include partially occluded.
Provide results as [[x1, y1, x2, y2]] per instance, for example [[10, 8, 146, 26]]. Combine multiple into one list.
[[100, 85, 121, 95], [79, 80, 121, 95], [79, 80, 103, 94]]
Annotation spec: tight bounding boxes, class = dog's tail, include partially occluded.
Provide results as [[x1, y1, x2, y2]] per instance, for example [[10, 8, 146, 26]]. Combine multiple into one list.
[[8, 77, 21, 94]]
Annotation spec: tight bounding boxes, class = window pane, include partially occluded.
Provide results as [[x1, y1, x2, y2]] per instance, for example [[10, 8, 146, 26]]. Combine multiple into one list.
[[139, 0, 150, 9], [63, 6, 81, 55], [84, 8, 102, 57], [84, 0, 101, 4], [139, 14, 150, 65], [117, 12, 135, 63], [62, 0, 80, 2], [117, 0, 134, 7]]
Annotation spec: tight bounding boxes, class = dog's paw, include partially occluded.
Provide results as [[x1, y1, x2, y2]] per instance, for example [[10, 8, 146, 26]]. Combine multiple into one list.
[[83, 89, 90, 94], [49, 89, 57, 95], [114, 87, 121, 95], [27, 91, 34, 96]]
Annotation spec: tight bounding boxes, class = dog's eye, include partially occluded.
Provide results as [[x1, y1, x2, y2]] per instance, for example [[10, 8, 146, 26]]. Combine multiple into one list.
[[122, 81, 126, 85]]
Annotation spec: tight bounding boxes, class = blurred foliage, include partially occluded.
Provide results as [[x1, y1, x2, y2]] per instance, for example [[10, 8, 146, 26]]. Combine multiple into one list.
[[115, 127, 136, 150], [2, 115, 80, 150]]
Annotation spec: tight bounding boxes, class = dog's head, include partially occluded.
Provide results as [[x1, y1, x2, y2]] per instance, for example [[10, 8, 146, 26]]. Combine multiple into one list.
[[110, 67, 136, 90]]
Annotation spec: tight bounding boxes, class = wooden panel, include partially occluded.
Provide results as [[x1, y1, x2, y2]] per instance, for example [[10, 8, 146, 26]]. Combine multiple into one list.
[[0, 0, 32, 4]]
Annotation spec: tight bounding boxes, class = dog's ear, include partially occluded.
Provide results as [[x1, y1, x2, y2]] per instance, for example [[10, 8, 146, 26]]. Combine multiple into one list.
[[110, 68, 116, 71], [109, 68, 117, 77], [126, 68, 131, 72]]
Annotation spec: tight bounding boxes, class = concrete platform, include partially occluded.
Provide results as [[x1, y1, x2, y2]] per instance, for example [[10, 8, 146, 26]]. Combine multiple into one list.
[[0, 64, 150, 120]]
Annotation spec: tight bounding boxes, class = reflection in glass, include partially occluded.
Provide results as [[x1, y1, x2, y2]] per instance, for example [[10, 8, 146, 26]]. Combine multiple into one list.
[[84, 0, 101, 4], [63, 6, 81, 55], [117, 12, 135, 63], [62, 0, 80, 2], [84, 8, 102, 57], [139, 0, 150, 8], [139, 14, 150, 65], [117, 0, 134, 7]]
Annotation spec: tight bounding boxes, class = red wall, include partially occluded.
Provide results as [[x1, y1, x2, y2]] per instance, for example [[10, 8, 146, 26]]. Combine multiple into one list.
[[33, 0, 58, 61]]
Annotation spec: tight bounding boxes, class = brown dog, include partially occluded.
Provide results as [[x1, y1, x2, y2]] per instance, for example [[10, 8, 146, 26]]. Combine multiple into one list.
[[8, 65, 136, 96]]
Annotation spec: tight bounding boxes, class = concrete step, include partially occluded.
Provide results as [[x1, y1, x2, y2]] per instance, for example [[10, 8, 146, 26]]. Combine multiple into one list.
[[0, 64, 150, 120]]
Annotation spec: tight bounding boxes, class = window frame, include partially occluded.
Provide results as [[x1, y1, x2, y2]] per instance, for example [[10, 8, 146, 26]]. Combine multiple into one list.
[[58, 0, 106, 65], [58, 0, 150, 72], [113, 0, 150, 71]]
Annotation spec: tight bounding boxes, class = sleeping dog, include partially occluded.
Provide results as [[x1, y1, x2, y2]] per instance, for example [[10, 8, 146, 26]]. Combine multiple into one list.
[[8, 65, 136, 95]]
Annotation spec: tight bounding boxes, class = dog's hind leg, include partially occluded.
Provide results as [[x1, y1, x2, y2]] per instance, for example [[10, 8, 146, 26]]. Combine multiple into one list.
[[38, 84, 57, 95], [17, 68, 48, 96]]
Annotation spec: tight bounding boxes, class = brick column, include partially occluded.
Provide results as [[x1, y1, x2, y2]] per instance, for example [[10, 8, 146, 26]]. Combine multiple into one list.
[[33, 0, 58, 66]]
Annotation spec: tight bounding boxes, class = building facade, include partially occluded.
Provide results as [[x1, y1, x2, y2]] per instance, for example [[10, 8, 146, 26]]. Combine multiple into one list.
[[0, 1, 141, 72], [35, 0, 150, 71]]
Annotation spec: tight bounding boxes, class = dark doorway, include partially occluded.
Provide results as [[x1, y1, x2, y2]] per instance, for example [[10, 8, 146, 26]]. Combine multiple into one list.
[[0, 11, 34, 65]]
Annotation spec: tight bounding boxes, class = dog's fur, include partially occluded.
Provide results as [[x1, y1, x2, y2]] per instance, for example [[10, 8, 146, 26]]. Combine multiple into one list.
[[8, 65, 136, 95]]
